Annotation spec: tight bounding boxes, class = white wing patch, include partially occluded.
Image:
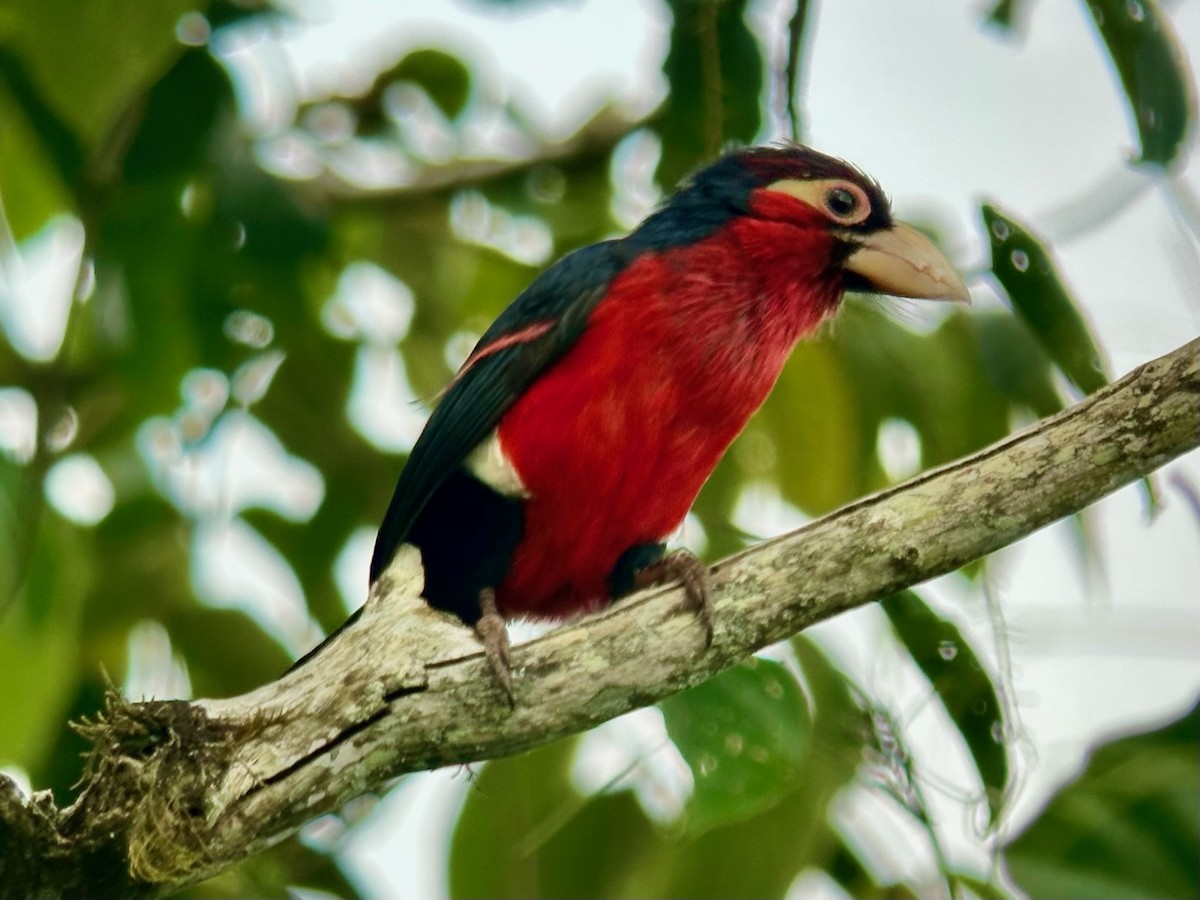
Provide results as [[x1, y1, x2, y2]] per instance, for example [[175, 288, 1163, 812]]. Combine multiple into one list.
[[465, 430, 530, 498]]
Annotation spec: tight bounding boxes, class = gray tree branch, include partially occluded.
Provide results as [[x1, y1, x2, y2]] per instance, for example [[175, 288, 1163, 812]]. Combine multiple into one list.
[[2, 338, 1197, 900]]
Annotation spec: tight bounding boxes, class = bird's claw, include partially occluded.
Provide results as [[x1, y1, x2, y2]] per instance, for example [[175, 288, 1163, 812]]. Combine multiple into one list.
[[637, 549, 714, 646], [476, 588, 514, 707]]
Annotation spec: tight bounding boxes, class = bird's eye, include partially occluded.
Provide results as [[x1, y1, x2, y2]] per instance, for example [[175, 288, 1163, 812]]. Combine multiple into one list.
[[825, 187, 860, 219], [764, 177, 873, 225]]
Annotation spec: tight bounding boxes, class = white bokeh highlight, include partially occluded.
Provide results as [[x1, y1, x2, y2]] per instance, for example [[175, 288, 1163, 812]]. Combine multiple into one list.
[[0, 387, 37, 464], [0, 215, 85, 362], [44, 453, 115, 526]]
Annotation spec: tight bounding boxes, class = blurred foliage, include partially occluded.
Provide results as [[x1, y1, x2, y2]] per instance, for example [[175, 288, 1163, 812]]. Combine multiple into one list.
[[987, 0, 1194, 166], [1006, 698, 1199, 899], [985, 0, 1022, 32], [1084, 0, 1195, 167], [659, 0, 762, 186], [451, 640, 868, 899], [882, 591, 1007, 826], [982, 203, 1108, 396], [0, 0, 1195, 897], [659, 656, 814, 834]]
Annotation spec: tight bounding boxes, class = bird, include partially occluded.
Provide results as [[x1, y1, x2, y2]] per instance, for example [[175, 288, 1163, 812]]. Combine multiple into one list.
[[335, 144, 969, 698]]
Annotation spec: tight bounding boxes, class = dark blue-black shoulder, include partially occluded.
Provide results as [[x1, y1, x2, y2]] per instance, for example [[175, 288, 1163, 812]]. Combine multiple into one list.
[[479, 240, 633, 342], [625, 153, 759, 252]]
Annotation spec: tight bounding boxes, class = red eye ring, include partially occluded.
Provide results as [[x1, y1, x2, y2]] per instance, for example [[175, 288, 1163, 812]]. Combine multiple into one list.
[[823, 182, 871, 225]]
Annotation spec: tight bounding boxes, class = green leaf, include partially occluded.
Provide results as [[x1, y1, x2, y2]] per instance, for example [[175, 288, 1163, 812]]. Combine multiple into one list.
[[825, 840, 921, 899], [949, 869, 1013, 900], [516, 788, 661, 900], [0, 510, 89, 771], [121, 47, 228, 182], [658, 0, 763, 187], [783, 0, 813, 139], [449, 737, 588, 899], [754, 339, 862, 515], [882, 590, 1008, 825], [449, 738, 682, 899], [660, 657, 811, 834], [829, 303, 1014, 476], [80, 495, 195, 656], [985, 0, 1021, 31], [628, 788, 827, 899], [388, 48, 473, 121], [982, 203, 1108, 395], [1006, 698, 1199, 900], [0, 454, 34, 604], [0, 43, 83, 198], [625, 642, 863, 899], [1, 0, 199, 146], [1085, 0, 1195, 167], [0, 74, 75, 238], [971, 312, 1062, 419], [30, 675, 107, 800], [165, 607, 292, 698], [187, 831, 363, 899]]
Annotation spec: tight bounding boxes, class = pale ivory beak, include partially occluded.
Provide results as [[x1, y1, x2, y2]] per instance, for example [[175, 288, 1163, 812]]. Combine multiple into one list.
[[845, 222, 971, 304]]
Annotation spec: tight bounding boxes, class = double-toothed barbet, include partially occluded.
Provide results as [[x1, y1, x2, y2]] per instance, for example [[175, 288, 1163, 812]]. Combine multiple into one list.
[[313, 144, 970, 697]]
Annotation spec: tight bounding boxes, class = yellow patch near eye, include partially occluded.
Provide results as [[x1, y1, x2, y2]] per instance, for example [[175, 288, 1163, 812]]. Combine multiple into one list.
[[766, 178, 872, 226]]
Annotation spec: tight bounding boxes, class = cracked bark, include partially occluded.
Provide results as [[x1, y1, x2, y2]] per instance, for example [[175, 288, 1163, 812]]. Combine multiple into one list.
[[1, 338, 1197, 900]]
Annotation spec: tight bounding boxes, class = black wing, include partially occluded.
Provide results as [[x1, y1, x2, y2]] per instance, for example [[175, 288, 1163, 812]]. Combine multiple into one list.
[[369, 239, 631, 582]]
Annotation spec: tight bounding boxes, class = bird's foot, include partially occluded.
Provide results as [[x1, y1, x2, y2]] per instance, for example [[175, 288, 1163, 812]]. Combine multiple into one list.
[[635, 549, 714, 646], [475, 588, 514, 706]]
